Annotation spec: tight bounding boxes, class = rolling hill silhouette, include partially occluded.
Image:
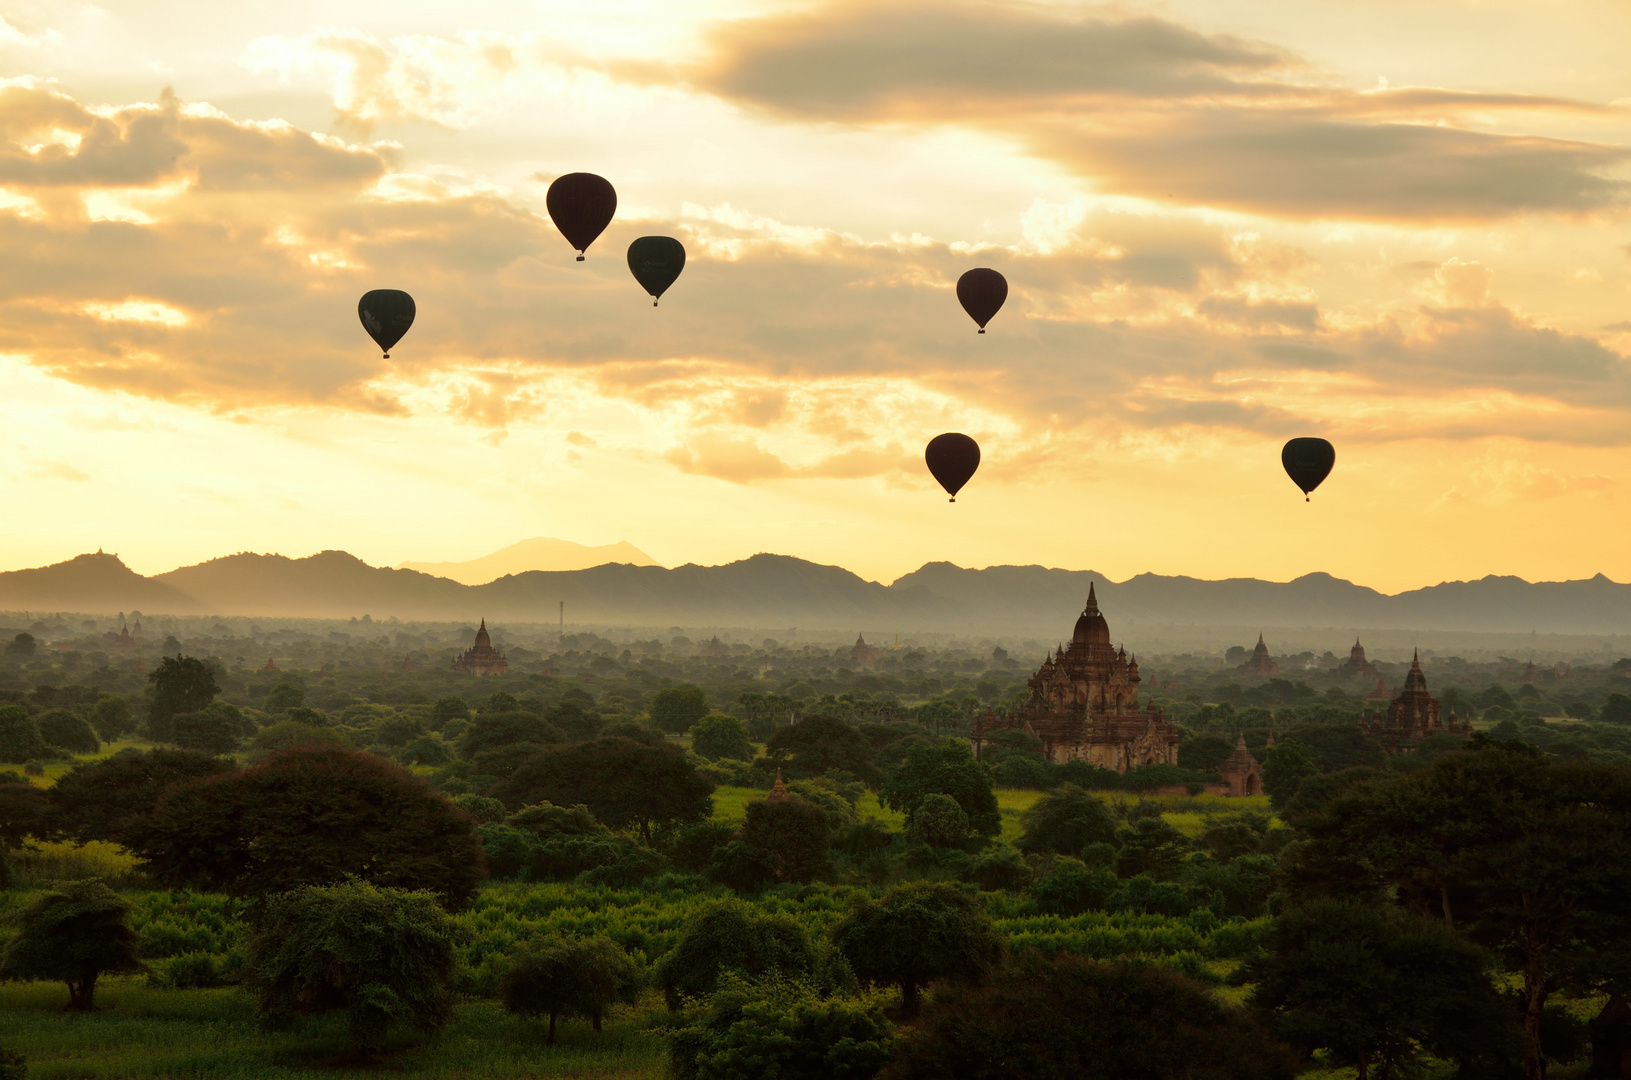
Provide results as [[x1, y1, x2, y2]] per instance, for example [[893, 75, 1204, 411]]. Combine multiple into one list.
[[0, 550, 1627, 634]]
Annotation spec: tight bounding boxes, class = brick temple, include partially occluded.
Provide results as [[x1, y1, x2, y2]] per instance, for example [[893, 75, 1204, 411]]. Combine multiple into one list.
[[451, 619, 509, 676], [971, 585, 1179, 773], [1361, 650, 1472, 754], [1336, 637, 1380, 680], [1237, 634, 1279, 675]]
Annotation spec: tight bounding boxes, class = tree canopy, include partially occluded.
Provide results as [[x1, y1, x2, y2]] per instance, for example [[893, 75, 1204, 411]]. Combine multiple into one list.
[[650, 684, 709, 734], [0, 880, 144, 1011], [880, 739, 1000, 838], [833, 882, 1004, 1018], [492, 736, 713, 842], [500, 934, 642, 1042], [51, 747, 235, 849], [1016, 783, 1119, 857], [146, 656, 220, 743], [763, 714, 880, 785]]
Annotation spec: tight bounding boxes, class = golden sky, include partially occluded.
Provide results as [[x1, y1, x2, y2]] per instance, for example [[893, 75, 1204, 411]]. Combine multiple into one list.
[[1, 0, 1629, 591]]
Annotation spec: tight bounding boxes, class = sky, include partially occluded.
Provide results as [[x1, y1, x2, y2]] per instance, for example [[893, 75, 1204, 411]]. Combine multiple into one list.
[[0, 0, 1628, 592]]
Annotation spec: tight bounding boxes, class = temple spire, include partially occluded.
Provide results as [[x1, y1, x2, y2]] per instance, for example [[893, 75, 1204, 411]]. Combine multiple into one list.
[[1085, 582, 1099, 615]]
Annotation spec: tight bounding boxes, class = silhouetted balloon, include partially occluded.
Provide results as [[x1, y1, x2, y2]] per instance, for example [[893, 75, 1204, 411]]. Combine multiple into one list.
[[956, 268, 1008, 333], [1282, 437, 1335, 502], [926, 433, 981, 502], [357, 290, 415, 358], [627, 236, 686, 306], [546, 172, 617, 260]]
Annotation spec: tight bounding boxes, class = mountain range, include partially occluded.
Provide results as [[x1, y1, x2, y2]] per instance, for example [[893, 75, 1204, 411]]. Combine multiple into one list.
[[397, 537, 659, 584], [1, 550, 1629, 636]]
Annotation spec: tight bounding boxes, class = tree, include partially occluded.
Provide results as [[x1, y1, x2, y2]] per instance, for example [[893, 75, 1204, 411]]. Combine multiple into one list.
[[880, 739, 1000, 838], [500, 935, 642, 1042], [36, 709, 98, 756], [737, 796, 831, 883], [1602, 693, 1631, 726], [0, 707, 46, 765], [1260, 740, 1318, 807], [247, 879, 459, 1056], [459, 712, 563, 758], [907, 793, 970, 848], [690, 714, 754, 761], [477, 802, 624, 881], [1030, 858, 1118, 916], [1199, 817, 1267, 863], [4, 633, 35, 658], [50, 748, 236, 848], [89, 695, 134, 742], [146, 656, 220, 742], [263, 683, 305, 713], [429, 696, 470, 727], [1113, 817, 1191, 880], [763, 715, 880, 785], [0, 880, 144, 1011], [657, 899, 817, 1009], [493, 736, 714, 842], [1016, 783, 1119, 856], [833, 882, 1004, 1018], [650, 684, 709, 734], [139, 746, 486, 908], [668, 972, 894, 1080], [882, 951, 1298, 1080], [1242, 899, 1514, 1079], [1286, 740, 1631, 1080], [172, 710, 240, 755]]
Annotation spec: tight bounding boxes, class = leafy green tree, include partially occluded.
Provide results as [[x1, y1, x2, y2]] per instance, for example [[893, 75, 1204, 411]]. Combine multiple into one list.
[[1602, 693, 1631, 725], [881, 739, 1000, 838], [263, 683, 305, 713], [883, 951, 1298, 1080], [247, 879, 460, 1056], [1016, 783, 1119, 856], [500, 935, 642, 1042], [1030, 858, 1118, 916], [668, 972, 894, 1080], [459, 712, 563, 757], [1199, 817, 1268, 863], [1280, 725, 1387, 774], [477, 802, 625, 881], [657, 899, 817, 1009], [1187, 854, 1279, 919], [0, 707, 45, 765], [650, 684, 709, 734], [50, 748, 235, 848], [763, 714, 880, 785], [252, 720, 348, 754], [89, 695, 134, 742], [493, 736, 714, 842], [0, 880, 144, 1010], [172, 710, 240, 755], [833, 882, 1004, 1018], [429, 696, 470, 728], [36, 709, 98, 755], [401, 736, 450, 767], [4, 633, 35, 658], [737, 796, 831, 884], [907, 793, 970, 848], [1242, 899, 1514, 1079], [690, 714, 754, 761], [1260, 740, 1319, 807], [1286, 740, 1631, 1080], [1113, 817, 1191, 880], [146, 656, 220, 742], [140, 746, 486, 908]]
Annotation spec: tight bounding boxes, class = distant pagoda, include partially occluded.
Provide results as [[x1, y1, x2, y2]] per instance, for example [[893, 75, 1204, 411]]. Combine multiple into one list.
[[849, 633, 877, 666], [1237, 634, 1279, 676], [1361, 650, 1472, 754], [451, 619, 509, 677], [1335, 638, 1379, 680], [971, 585, 1178, 774]]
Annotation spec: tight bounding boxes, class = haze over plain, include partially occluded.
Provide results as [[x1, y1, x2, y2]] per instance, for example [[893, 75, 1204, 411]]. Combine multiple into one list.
[[1, 0, 1629, 592]]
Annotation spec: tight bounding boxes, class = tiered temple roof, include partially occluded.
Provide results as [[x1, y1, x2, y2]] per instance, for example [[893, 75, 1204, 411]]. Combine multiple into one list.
[[1238, 634, 1279, 675], [971, 585, 1178, 774], [1336, 638, 1380, 680], [1218, 734, 1262, 797], [1362, 650, 1471, 754], [451, 619, 509, 677]]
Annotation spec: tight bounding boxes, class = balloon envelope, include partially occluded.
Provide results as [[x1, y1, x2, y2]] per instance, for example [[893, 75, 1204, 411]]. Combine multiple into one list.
[[1282, 437, 1335, 500], [547, 173, 617, 260], [926, 433, 981, 501], [357, 289, 415, 358], [627, 236, 686, 305], [956, 268, 1008, 332]]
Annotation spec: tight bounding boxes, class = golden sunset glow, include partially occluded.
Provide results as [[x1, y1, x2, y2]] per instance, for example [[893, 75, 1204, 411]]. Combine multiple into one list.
[[2, 0, 1629, 590]]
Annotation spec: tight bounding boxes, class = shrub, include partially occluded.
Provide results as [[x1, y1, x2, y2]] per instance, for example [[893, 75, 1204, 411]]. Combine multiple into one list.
[[907, 793, 970, 848], [36, 709, 98, 755], [0, 880, 145, 1010], [1031, 858, 1118, 915], [883, 951, 1298, 1080], [657, 899, 816, 1009], [500, 935, 642, 1042], [669, 973, 894, 1080], [0, 1048, 21, 1080], [247, 879, 461, 1056]]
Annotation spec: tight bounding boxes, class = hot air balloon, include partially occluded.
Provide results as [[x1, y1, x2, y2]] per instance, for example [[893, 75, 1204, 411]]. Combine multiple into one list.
[[1282, 438, 1335, 502], [627, 236, 686, 306], [956, 268, 1007, 333], [357, 290, 415, 358], [926, 433, 981, 502], [546, 172, 617, 261]]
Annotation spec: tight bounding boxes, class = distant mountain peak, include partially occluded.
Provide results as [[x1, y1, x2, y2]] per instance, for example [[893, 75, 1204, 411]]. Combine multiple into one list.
[[398, 537, 659, 586]]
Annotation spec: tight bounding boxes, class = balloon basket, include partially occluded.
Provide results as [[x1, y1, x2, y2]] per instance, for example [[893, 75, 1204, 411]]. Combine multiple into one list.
[[977, 329, 985, 334], [576, 254, 585, 262]]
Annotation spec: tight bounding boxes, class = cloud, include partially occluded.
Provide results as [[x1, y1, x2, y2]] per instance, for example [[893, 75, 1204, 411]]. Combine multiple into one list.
[[689, 1, 1631, 222]]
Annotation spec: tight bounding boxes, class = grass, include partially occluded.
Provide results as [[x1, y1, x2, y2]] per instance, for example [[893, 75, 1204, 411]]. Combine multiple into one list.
[[0, 979, 668, 1079]]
